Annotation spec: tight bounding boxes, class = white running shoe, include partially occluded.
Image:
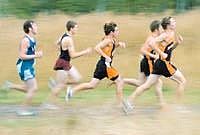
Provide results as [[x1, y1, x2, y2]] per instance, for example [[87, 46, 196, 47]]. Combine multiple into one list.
[[175, 105, 191, 113], [122, 99, 134, 114], [65, 86, 73, 102], [48, 77, 56, 90], [1, 81, 12, 91], [16, 110, 37, 116], [41, 103, 59, 110]]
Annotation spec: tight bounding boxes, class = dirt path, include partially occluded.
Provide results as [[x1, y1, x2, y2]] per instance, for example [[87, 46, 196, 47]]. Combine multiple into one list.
[[0, 103, 199, 135]]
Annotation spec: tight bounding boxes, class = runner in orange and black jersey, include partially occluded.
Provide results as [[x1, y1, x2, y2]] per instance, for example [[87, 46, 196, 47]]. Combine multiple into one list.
[[93, 38, 119, 81], [123, 20, 162, 87], [140, 49, 155, 77], [66, 22, 126, 105], [152, 37, 177, 77], [124, 17, 186, 112], [122, 20, 166, 111]]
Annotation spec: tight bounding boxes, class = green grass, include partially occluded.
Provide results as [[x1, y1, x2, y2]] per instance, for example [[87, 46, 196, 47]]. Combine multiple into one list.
[[0, 85, 200, 131], [1, 85, 199, 106]]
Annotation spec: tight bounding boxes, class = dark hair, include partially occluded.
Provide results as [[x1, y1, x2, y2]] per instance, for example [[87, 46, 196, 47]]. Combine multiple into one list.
[[23, 20, 34, 33], [150, 20, 160, 32], [104, 22, 117, 35], [161, 16, 172, 30], [66, 20, 77, 31]]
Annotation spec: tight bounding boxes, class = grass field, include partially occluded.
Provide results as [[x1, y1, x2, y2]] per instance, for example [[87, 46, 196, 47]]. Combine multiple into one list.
[[0, 10, 200, 135], [0, 86, 200, 135]]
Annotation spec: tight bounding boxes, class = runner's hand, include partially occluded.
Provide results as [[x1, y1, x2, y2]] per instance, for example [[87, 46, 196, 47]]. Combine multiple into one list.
[[85, 47, 92, 54], [105, 56, 111, 63], [162, 52, 168, 59], [35, 51, 43, 58], [119, 42, 126, 48], [154, 54, 159, 60]]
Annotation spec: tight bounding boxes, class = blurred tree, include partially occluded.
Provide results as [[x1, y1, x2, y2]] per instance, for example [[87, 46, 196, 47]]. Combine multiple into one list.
[[176, 0, 193, 12], [0, 0, 199, 18]]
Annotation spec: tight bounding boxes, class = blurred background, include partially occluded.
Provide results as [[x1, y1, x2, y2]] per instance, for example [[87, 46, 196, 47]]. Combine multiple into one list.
[[0, 0, 200, 96], [0, 1, 200, 135], [0, 0, 200, 17]]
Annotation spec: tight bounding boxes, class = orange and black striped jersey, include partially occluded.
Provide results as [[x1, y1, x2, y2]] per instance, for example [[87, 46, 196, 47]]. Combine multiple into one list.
[[101, 39, 116, 60], [94, 38, 119, 81], [143, 47, 155, 75], [159, 36, 175, 61], [144, 48, 155, 61]]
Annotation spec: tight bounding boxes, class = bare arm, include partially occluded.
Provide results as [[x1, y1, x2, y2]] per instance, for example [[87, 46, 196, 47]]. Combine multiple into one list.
[[140, 46, 157, 59], [140, 38, 157, 59], [95, 39, 112, 62], [151, 42, 167, 59], [175, 31, 183, 44], [150, 34, 168, 59], [62, 37, 91, 59], [19, 38, 42, 60], [172, 31, 183, 50], [114, 39, 126, 48]]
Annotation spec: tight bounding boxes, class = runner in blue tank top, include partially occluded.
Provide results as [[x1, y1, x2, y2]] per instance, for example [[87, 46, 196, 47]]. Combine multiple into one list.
[[16, 34, 36, 81], [2, 20, 43, 114]]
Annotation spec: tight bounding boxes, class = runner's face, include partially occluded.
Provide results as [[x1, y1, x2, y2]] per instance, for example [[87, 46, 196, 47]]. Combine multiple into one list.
[[169, 18, 176, 30], [157, 25, 163, 35], [113, 27, 119, 37], [71, 25, 78, 34], [31, 23, 37, 35]]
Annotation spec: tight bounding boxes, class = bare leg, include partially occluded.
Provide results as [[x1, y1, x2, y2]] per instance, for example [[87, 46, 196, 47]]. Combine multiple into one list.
[[67, 66, 82, 84], [72, 78, 100, 94], [155, 78, 166, 108], [65, 81, 81, 85], [124, 72, 146, 87], [128, 74, 160, 103], [23, 78, 38, 106], [170, 69, 186, 103], [114, 75, 124, 105], [48, 70, 68, 103], [66, 66, 82, 90], [49, 67, 81, 89], [65, 78, 100, 102], [9, 83, 27, 93]]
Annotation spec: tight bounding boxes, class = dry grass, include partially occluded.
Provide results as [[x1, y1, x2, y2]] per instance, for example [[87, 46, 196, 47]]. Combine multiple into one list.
[[0, 10, 200, 89], [0, 10, 200, 134]]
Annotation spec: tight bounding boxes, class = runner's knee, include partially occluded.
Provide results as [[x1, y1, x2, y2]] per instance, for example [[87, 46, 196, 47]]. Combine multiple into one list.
[[158, 79, 163, 85], [73, 75, 82, 83], [182, 77, 186, 86], [141, 84, 151, 91], [52, 89, 60, 96], [115, 77, 124, 87], [28, 85, 38, 93], [178, 77, 186, 86], [89, 83, 96, 89]]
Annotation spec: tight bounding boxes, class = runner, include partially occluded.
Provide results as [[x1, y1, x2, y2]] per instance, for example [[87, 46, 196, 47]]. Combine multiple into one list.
[[44, 20, 91, 109], [66, 21, 126, 105], [123, 20, 165, 109], [2, 20, 43, 115], [123, 17, 186, 112]]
